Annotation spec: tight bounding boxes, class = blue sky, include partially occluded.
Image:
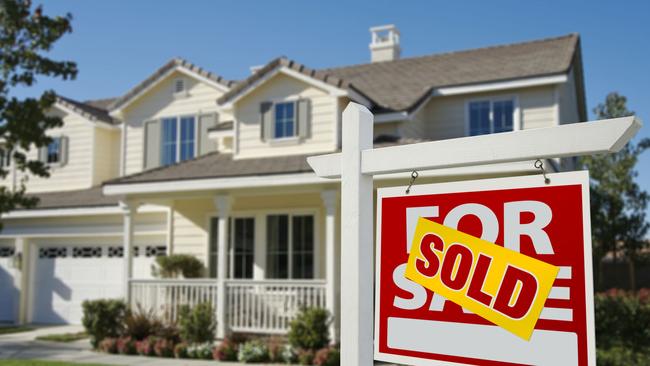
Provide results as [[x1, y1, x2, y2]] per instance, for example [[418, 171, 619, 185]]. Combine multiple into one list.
[[15, 0, 650, 218]]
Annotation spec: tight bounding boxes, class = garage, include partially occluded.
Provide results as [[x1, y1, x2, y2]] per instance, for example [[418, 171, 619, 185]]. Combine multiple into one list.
[[32, 243, 165, 324], [0, 245, 17, 323]]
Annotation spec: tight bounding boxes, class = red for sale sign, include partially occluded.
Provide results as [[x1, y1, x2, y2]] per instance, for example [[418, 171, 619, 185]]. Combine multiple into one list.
[[374, 171, 596, 366]]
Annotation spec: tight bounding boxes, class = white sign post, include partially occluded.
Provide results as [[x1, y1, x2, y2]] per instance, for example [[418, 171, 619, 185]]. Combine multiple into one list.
[[307, 102, 641, 365]]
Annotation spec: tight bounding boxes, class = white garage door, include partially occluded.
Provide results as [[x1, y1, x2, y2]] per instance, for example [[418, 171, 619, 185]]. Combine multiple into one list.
[[0, 245, 17, 323], [32, 244, 165, 324]]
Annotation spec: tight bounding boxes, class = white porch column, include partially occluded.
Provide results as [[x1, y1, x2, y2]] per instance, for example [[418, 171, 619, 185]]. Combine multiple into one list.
[[214, 195, 231, 339], [321, 189, 338, 342], [340, 104, 374, 365], [120, 201, 135, 304]]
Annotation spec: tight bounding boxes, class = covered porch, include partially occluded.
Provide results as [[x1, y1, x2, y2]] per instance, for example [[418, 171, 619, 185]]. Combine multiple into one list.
[[117, 185, 340, 339]]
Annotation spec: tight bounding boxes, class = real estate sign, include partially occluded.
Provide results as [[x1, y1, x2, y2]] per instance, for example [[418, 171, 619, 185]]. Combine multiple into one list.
[[374, 171, 596, 366]]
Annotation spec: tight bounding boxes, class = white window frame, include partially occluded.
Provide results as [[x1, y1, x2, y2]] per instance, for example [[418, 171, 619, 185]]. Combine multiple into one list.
[[0, 148, 12, 168], [464, 95, 520, 136], [160, 114, 198, 165]]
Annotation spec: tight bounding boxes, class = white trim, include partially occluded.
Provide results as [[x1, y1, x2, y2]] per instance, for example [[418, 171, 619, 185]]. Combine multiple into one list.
[[3, 204, 167, 219], [432, 74, 568, 96], [103, 172, 328, 196], [207, 129, 233, 140], [374, 111, 409, 124]]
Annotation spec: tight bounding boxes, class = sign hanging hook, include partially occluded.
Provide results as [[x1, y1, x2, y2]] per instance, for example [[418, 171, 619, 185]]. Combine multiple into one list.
[[534, 159, 551, 184], [406, 170, 419, 194]]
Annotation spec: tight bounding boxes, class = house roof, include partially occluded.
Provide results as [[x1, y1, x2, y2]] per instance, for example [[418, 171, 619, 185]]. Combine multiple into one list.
[[105, 137, 425, 186], [208, 121, 234, 132], [56, 96, 117, 125], [218, 33, 580, 112], [26, 186, 121, 210], [108, 58, 237, 112]]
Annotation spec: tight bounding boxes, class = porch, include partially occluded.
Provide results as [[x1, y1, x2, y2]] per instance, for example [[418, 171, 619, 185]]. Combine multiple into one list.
[[119, 188, 340, 339], [129, 278, 326, 334]]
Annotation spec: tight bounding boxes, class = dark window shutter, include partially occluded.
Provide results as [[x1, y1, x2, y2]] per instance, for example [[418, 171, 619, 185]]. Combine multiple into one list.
[[144, 120, 161, 170], [260, 102, 273, 141], [297, 99, 310, 139], [198, 113, 219, 155]]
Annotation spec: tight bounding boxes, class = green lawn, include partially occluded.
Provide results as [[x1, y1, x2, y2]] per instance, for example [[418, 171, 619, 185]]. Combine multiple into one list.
[[0, 361, 108, 366], [35, 332, 88, 343], [0, 326, 34, 335]]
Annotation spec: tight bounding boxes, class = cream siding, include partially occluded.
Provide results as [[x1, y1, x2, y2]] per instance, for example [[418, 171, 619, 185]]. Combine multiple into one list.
[[122, 71, 230, 175], [1, 108, 96, 193], [92, 127, 120, 185], [410, 85, 559, 141], [558, 69, 581, 125], [234, 73, 338, 159]]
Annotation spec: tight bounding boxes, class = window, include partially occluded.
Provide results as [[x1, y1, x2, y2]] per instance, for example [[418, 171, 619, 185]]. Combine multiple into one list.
[[160, 116, 196, 166], [161, 118, 177, 166], [209, 217, 219, 278], [47, 137, 62, 164], [230, 217, 254, 279], [274, 102, 296, 139], [468, 99, 515, 136], [267, 214, 314, 279]]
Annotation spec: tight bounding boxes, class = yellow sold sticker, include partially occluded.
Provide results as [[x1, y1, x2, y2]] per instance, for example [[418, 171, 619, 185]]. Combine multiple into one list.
[[404, 218, 559, 340]]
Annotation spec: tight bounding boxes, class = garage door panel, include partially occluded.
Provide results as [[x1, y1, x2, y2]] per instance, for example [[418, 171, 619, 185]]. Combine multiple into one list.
[[33, 244, 164, 324], [0, 246, 17, 322]]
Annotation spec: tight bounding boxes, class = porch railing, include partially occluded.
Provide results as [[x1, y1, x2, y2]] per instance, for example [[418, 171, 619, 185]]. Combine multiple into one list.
[[129, 279, 327, 334], [129, 279, 219, 322], [225, 279, 327, 334]]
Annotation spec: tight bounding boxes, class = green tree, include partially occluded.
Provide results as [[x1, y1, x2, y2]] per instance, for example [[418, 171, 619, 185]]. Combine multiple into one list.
[[582, 92, 649, 290], [0, 0, 77, 223]]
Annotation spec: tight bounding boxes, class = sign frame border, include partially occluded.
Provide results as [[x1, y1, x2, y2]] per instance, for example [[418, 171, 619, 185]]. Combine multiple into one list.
[[373, 170, 596, 366]]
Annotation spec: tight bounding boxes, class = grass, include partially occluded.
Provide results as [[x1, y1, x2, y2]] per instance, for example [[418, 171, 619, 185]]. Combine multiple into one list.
[[0, 361, 108, 366], [0, 326, 34, 335], [35, 332, 88, 343]]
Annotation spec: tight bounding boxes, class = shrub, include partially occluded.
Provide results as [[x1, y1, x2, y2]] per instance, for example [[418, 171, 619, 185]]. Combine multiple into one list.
[[136, 337, 156, 356], [313, 347, 340, 366], [178, 302, 216, 344], [153, 254, 204, 278], [288, 308, 331, 351], [154, 338, 175, 358], [98, 337, 118, 354], [281, 344, 298, 364], [595, 289, 650, 352], [267, 336, 285, 362], [187, 342, 214, 359], [173, 342, 189, 359], [597, 346, 650, 366], [237, 339, 269, 363], [122, 305, 162, 341], [297, 348, 315, 365], [156, 323, 181, 343], [213, 338, 238, 361], [116, 336, 136, 355], [81, 299, 127, 348]]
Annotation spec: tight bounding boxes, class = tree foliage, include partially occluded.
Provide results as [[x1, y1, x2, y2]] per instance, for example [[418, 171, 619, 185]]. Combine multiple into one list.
[[582, 92, 650, 290], [0, 0, 77, 219]]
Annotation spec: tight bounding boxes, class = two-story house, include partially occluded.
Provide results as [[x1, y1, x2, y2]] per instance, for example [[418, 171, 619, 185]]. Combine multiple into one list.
[[0, 26, 586, 340]]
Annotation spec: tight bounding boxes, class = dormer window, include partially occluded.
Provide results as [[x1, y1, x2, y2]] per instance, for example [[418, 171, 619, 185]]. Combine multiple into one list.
[[467, 98, 517, 136], [274, 102, 296, 139], [173, 78, 188, 98]]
